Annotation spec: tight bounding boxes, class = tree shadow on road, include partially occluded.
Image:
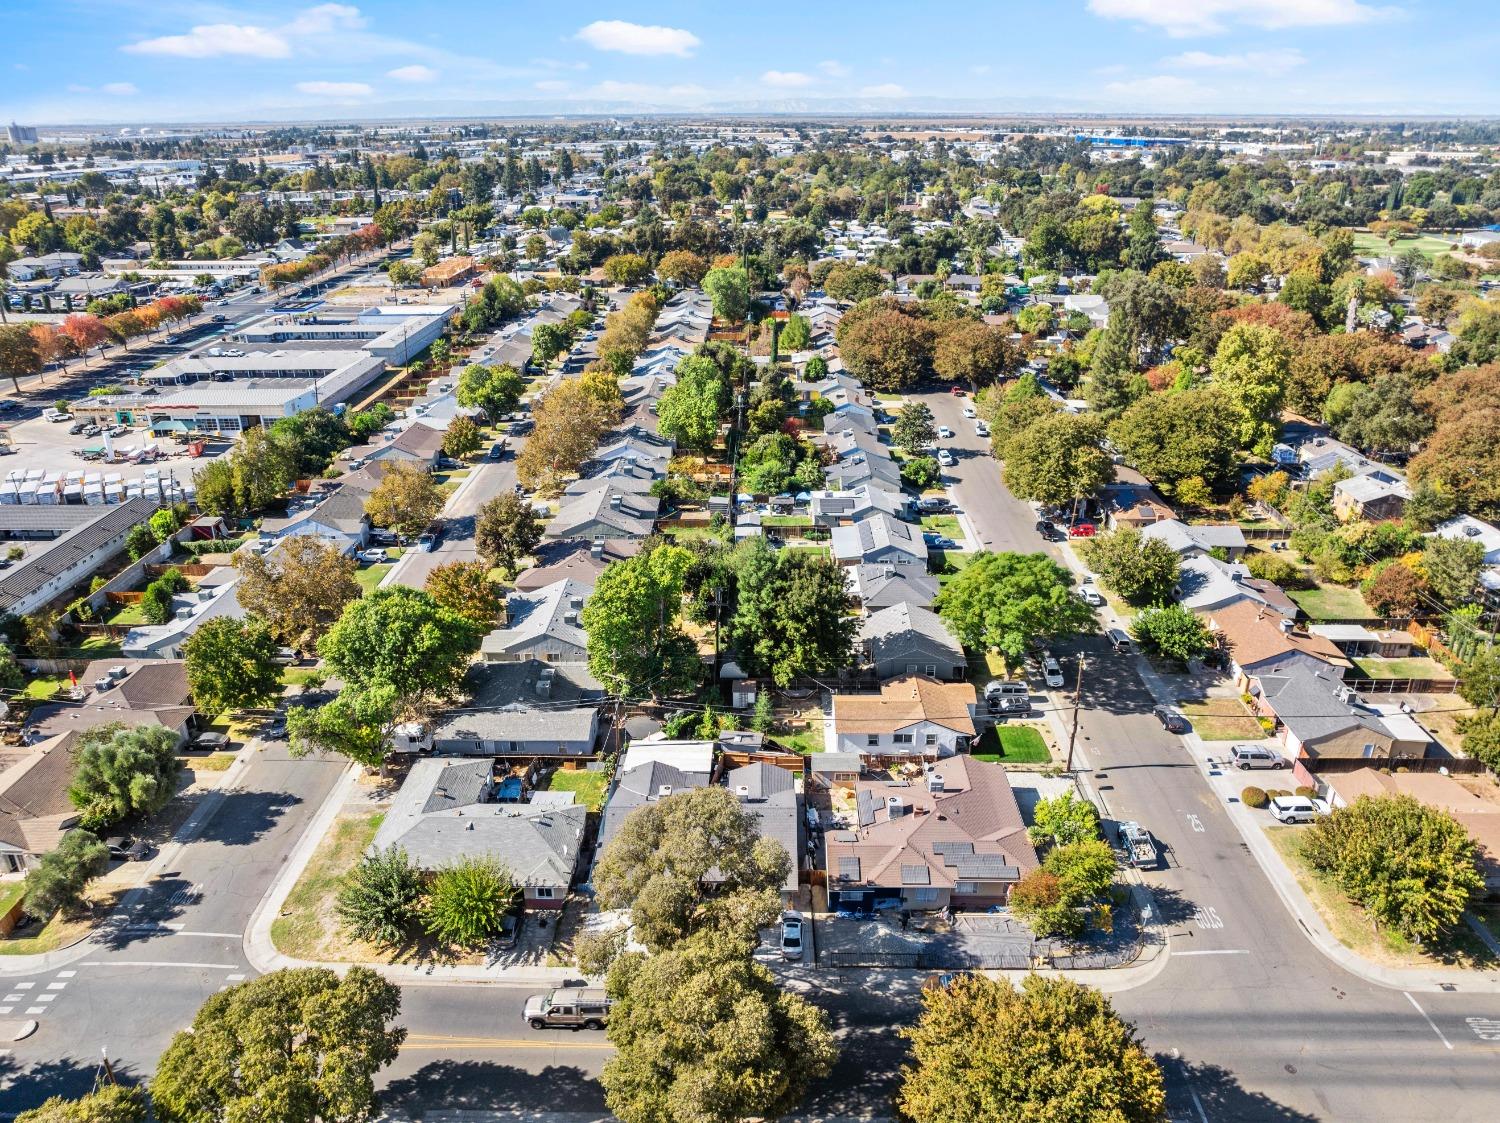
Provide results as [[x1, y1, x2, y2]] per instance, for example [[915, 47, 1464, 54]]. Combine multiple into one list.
[[379, 1060, 607, 1115], [1162, 1056, 1322, 1123], [192, 788, 304, 846], [0, 1053, 145, 1115]]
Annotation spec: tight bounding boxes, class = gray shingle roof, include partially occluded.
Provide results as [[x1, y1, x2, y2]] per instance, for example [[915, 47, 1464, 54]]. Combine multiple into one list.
[[0, 498, 157, 613]]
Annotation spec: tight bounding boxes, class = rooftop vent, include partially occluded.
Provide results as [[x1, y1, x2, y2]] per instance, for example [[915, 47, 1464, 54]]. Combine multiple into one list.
[[886, 795, 905, 818], [657, 785, 673, 798]]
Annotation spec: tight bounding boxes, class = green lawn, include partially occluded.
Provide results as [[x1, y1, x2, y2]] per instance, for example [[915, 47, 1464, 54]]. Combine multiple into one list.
[[931, 550, 971, 586], [546, 769, 610, 811], [0, 881, 24, 918], [102, 602, 148, 626], [762, 515, 813, 528], [1179, 699, 1266, 741], [1288, 584, 1376, 622], [21, 676, 68, 701], [772, 732, 823, 755], [1351, 231, 1463, 260], [920, 514, 962, 540], [270, 812, 383, 961], [77, 634, 123, 657], [1351, 656, 1451, 680], [355, 562, 393, 594], [971, 724, 1050, 764], [281, 667, 327, 688]]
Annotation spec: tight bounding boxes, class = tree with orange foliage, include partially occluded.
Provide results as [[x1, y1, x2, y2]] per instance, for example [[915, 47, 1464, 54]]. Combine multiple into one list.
[[60, 312, 109, 361]]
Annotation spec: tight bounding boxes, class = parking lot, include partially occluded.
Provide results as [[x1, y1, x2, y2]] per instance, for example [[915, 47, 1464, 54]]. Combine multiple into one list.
[[2, 410, 231, 478]]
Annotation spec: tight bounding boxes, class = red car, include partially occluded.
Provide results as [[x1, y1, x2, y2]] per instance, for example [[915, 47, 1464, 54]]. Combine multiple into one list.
[[949, 386, 967, 396], [1067, 522, 1097, 538]]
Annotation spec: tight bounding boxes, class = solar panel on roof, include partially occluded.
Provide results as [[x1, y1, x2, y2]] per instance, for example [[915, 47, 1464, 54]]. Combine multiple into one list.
[[856, 789, 877, 827], [953, 857, 1020, 880], [900, 864, 930, 885], [931, 840, 975, 857], [838, 856, 861, 881]]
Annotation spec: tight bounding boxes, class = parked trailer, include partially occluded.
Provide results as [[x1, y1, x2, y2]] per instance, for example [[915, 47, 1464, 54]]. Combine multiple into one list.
[[1118, 821, 1158, 869]]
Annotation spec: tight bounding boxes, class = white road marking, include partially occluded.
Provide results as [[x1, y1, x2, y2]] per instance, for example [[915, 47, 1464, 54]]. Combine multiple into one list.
[[14, 982, 33, 990], [1186, 813, 1204, 833], [2, 994, 20, 1002], [1174, 949, 1250, 957], [1465, 1016, 1500, 1042], [1192, 906, 1225, 930], [225, 973, 246, 981], [54, 971, 75, 978], [83, 960, 239, 969], [24, 1007, 44, 1015], [45, 982, 66, 990], [1405, 992, 1453, 1050], [0, 1007, 11, 1015], [35, 994, 55, 1003]]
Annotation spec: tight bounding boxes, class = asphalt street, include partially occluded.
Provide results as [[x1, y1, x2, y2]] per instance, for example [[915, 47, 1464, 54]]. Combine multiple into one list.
[[916, 387, 1500, 1122]]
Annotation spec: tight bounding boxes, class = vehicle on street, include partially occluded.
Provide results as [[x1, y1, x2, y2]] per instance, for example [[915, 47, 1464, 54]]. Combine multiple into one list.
[[189, 731, 228, 751], [1041, 654, 1065, 689], [211, 314, 227, 322], [926, 535, 958, 550], [949, 386, 966, 396], [1231, 745, 1288, 770], [69, 420, 89, 434], [524, 987, 611, 1030], [488, 438, 508, 459], [1105, 627, 1133, 654], [357, 548, 388, 563], [0, 401, 15, 413], [43, 408, 69, 423], [961, 404, 977, 418], [417, 520, 445, 552], [974, 419, 989, 438], [1152, 705, 1190, 733], [264, 714, 287, 739], [1077, 585, 1105, 607], [1269, 795, 1328, 823], [937, 425, 955, 439], [781, 911, 805, 961], [1035, 519, 1063, 541], [1118, 821, 1158, 868], [936, 449, 955, 467], [81, 424, 100, 437], [1067, 521, 1096, 538]]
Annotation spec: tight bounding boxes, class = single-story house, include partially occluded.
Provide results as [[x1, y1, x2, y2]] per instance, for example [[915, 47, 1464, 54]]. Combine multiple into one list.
[[824, 756, 1038, 913], [617, 737, 717, 779], [824, 451, 902, 492], [1140, 519, 1247, 561], [1332, 472, 1411, 523], [726, 761, 802, 898], [1177, 555, 1295, 618], [597, 760, 709, 850], [0, 734, 84, 872], [831, 513, 928, 569], [514, 537, 639, 593], [480, 579, 590, 664], [258, 487, 370, 554], [352, 421, 446, 470], [808, 486, 907, 529], [370, 757, 585, 909], [1307, 624, 1415, 659], [857, 602, 966, 681], [1202, 600, 1349, 686], [429, 705, 601, 758], [1253, 671, 1428, 764], [831, 676, 976, 758], [545, 489, 658, 541], [847, 563, 939, 610], [26, 659, 196, 747]]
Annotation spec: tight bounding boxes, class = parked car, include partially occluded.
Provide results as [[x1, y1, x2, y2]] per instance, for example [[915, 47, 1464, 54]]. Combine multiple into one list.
[[1231, 745, 1287, 770], [0, 400, 15, 413], [1269, 795, 1328, 823], [68, 420, 90, 435], [1105, 628, 1133, 654], [524, 987, 611, 1030], [917, 496, 953, 514], [43, 408, 69, 423], [1077, 586, 1105, 608], [1041, 654, 1065, 689], [929, 535, 958, 550], [488, 438, 508, 460], [357, 547, 388, 563], [1067, 521, 1097, 538], [974, 419, 990, 438], [936, 449, 956, 467], [189, 731, 229, 752], [263, 714, 287, 739], [961, 404, 977, 418], [105, 837, 152, 862], [937, 425, 955, 439], [211, 314, 227, 323], [1035, 519, 1063, 542], [780, 911, 805, 961], [1152, 705, 1190, 734]]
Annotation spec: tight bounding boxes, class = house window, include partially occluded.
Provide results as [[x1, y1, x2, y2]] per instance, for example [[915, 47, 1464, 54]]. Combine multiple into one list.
[[1362, 743, 1376, 758], [924, 733, 937, 746], [893, 733, 914, 745], [955, 881, 977, 895], [867, 734, 880, 747], [923, 664, 937, 677], [533, 887, 555, 899], [910, 888, 939, 903]]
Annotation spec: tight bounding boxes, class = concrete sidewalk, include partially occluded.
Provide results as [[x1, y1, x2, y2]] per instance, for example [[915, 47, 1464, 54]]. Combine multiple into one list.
[[241, 759, 577, 988]]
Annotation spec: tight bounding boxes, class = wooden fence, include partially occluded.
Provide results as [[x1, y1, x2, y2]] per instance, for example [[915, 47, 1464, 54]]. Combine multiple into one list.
[[1343, 677, 1460, 695], [1309, 755, 1486, 776]]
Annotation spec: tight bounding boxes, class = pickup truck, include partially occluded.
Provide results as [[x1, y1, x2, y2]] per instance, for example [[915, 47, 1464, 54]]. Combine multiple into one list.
[[1118, 821, 1157, 869]]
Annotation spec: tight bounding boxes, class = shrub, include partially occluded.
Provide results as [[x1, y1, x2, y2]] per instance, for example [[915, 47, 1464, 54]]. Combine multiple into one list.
[[337, 846, 426, 947], [24, 829, 108, 919], [1295, 786, 1318, 798], [900, 455, 941, 490], [1241, 786, 1268, 808], [423, 856, 518, 947], [1265, 789, 1291, 800]]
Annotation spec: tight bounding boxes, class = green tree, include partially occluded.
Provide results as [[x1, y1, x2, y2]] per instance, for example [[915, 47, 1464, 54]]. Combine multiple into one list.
[[337, 846, 426, 948], [363, 461, 444, 538], [1028, 790, 1101, 847], [703, 265, 750, 323], [387, 260, 421, 287], [67, 723, 180, 831], [286, 683, 398, 769], [900, 974, 1166, 1123], [455, 363, 524, 420], [23, 828, 108, 920], [892, 401, 937, 455], [237, 536, 361, 653], [656, 353, 727, 450], [934, 551, 1095, 662], [424, 559, 502, 627], [183, 615, 282, 717], [729, 540, 858, 686], [442, 415, 483, 460], [319, 587, 483, 704], [581, 545, 701, 699], [593, 786, 791, 951], [657, 249, 709, 287], [152, 967, 405, 1123], [823, 262, 887, 303], [836, 304, 934, 392], [1079, 530, 1181, 607], [231, 426, 298, 513], [124, 522, 158, 561], [1130, 604, 1214, 662], [268, 407, 352, 478], [530, 322, 573, 368], [1044, 839, 1117, 907], [1002, 412, 1115, 507], [193, 458, 238, 519], [601, 930, 838, 1123], [423, 856, 518, 947], [140, 566, 187, 625], [901, 454, 941, 491], [474, 491, 543, 574], [1125, 198, 1164, 273], [14, 1085, 147, 1123], [1457, 649, 1500, 712], [149, 505, 184, 543], [1422, 535, 1486, 607], [1211, 322, 1291, 455], [1302, 794, 1482, 942], [603, 252, 651, 287], [933, 319, 1017, 387], [779, 313, 812, 351], [0, 322, 44, 393], [1108, 388, 1241, 494]]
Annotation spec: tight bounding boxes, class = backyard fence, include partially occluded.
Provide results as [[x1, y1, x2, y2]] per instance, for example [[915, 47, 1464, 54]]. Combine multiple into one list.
[[1309, 755, 1486, 776], [1343, 677, 1459, 695]]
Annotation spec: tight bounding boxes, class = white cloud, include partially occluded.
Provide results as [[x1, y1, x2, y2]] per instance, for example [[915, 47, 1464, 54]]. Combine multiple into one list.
[[588, 80, 706, 101], [1087, 0, 1395, 37], [296, 80, 373, 97], [68, 80, 139, 95], [124, 23, 291, 58], [284, 4, 366, 35], [860, 83, 907, 98], [534, 79, 571, 93], [574, 20, 700, 57], [761, 70, 814, 88], [1168, 48, 1306, 74], [387, 64, 437, 82], [532, 57, 588, 71], [818, 60, 850, 78], [1103, 74, 1206, 102]]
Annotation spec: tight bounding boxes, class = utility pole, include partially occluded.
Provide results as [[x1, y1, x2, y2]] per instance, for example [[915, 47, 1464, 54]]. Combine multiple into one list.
[[1065, 654, 1086, 772]]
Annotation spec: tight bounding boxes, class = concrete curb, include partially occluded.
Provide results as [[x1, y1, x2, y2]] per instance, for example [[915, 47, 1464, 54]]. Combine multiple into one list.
[[241, 761, 576, 989]]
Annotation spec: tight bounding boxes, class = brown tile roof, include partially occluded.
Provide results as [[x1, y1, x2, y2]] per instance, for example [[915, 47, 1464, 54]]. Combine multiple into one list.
[[1329, 769, 1500, 884], [824, 756, 1036, 891], [1204, 600, 1348, 671], [832, 676, 976, 737]]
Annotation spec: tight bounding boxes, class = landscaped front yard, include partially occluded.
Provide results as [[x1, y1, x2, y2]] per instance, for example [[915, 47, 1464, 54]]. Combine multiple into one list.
[[1267, 825, 1495, 970], [920, 514, 962, 539], [355, 561, 393, 594], [1288, 584, 1376, 622], [971, 724, 1051, 764], [1178, 698, 1266, 741]]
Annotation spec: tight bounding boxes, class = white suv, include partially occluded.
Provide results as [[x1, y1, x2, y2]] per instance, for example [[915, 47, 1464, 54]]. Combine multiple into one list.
[[1231, 745, 1287, 770]]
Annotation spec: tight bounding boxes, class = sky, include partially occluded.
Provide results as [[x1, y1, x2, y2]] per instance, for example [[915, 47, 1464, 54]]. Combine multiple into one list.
[[4, 1, 1500, 126]]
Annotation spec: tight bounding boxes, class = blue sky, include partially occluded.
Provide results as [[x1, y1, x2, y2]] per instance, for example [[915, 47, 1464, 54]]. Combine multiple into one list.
[[5, 1, 1499, 125]]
